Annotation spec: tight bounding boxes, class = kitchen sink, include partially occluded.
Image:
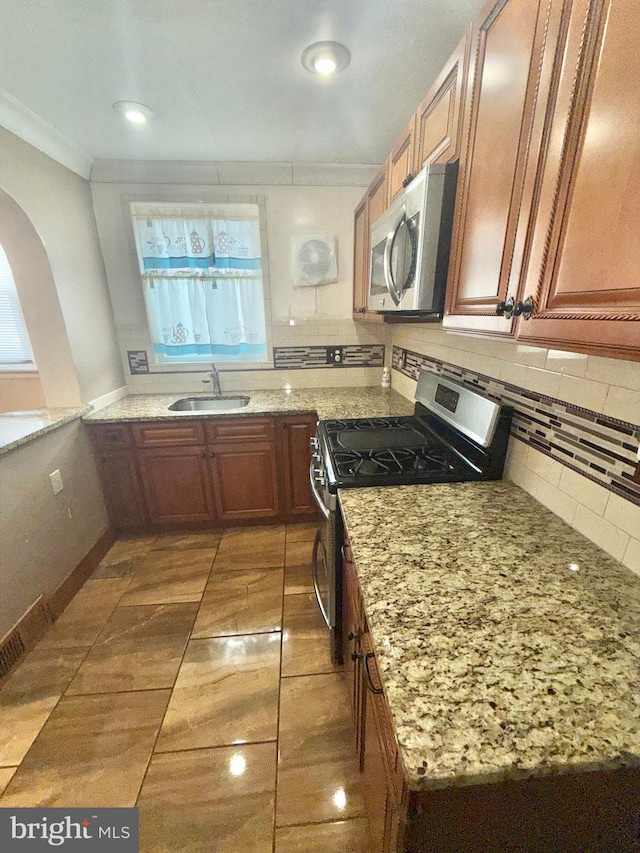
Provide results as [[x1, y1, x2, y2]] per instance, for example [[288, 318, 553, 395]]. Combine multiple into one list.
[[168, 395, 250, 412]]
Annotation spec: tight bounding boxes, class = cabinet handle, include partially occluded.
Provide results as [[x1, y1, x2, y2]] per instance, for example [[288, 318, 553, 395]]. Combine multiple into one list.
[[351, 651, 363, 662], [363, 652, 384, 695], [341, 544, 353, 563]]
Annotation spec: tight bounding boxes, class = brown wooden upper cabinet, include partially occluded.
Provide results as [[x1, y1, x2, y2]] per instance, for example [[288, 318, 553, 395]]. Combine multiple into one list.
[[367, 164, 389, 226], [414, 29, 470, 170], [443, 0, 558, 336], [353, 169, 386, 322], [388, 116, 417, 203], [512, 0, 640, 361]]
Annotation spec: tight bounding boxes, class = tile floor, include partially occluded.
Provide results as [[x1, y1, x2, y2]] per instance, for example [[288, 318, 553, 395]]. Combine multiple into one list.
[[0, 524, 369, 852]]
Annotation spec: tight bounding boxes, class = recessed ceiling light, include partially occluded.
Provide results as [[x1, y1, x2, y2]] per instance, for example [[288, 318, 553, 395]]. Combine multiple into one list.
[[112, 100, 156, 124], [301, 41, 350, 76]]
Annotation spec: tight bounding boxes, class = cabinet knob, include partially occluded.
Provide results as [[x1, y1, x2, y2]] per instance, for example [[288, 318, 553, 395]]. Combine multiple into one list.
[[520, 296, 535, 320], [502, 296, 515, 320], [496, 301, 506, 316]]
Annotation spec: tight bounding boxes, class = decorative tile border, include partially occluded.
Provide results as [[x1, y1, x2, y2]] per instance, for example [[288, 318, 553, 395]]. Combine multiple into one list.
[[274, 344, 385, 370], [127, 350, 149, 374], [392, 345, 640, 507]]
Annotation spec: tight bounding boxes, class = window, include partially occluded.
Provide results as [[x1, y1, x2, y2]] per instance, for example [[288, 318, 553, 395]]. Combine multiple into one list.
[[0, 242, 35, 370], [131, 202, 267, 364]]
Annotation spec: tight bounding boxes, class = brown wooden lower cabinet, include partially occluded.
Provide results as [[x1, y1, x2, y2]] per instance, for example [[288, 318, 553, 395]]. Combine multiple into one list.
[[95, 451, 147, 528], [138, 446, 215, 525], [343, 538, 640, 853], [88, 414, 315, 530], [278, 414, 317, 519], [209, 440, 279, 521]]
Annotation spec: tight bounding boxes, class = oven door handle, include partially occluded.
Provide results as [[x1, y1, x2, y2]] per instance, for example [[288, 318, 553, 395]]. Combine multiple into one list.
[[309, 461, 330, 520], [312, 529, 331, 630]]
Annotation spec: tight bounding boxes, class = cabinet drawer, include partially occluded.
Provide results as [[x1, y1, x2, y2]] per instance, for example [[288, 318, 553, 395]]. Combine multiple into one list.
[[89, 423, 132, 450], [132, 421, 205, 447], [206, 417, 274, 444]]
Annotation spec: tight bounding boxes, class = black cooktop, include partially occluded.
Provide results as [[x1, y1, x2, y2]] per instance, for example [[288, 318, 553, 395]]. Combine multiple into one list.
[[318, 414, 483, 491]]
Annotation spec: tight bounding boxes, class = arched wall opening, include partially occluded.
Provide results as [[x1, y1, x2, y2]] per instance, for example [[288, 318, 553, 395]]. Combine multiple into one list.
[[0, 188, 81, 409]]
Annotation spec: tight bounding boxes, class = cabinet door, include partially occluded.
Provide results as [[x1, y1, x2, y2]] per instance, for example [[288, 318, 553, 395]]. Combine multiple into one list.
[[96, 451, 147, 530], [388, 116, 417, 203], [209, 441, 279, 521], [443, 0, 557, 335], [353, 194, 385, 324], [138, 446, 215, 525], [278, 415, 316, 519], [414, 29, 470, 169], [368, 164, 390, 227], [515, 0, 640, 361]]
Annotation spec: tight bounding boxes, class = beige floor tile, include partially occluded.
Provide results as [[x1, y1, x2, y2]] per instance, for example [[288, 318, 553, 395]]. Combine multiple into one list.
[[138, 743, 276, 853], [37, 578, 131, 649], [285, 522, 318, 543], [0, 646, 87, 766], [284, 538, 315, 595], [192, 567, 283, 638], [281, 593, 338, 676], [156, 635, 280, 752], [214, 525, 286, 570], [119, 550, 215, 606], [66, 604, 198, 694], [100, 535, 157, 566], [0, 690, 170, 807], [277, 673, 365, 827], [275, 818, 368, 852], [151, 531, 223, 551], [92, 557, 142, 579], [0, 768, 17, 796]]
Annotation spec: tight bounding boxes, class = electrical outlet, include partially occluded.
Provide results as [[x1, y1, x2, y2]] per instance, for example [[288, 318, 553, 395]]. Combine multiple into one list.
[[326, 346, 344, 366], [49, 469, 64, 495]]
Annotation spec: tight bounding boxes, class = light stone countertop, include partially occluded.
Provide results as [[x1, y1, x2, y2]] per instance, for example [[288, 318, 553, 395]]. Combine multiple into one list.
[[0, 408, 87, 456], [82, 387, 414, 423], [339, 481, 640, 792]]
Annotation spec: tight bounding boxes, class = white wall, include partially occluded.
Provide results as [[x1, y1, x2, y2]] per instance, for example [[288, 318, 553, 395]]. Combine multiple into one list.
[[0, 128, 122, 637], [389, 325, 640, 576], [0, 420, 109, 637], [0, 128, 125, 404], [91, 177, 387, 393]]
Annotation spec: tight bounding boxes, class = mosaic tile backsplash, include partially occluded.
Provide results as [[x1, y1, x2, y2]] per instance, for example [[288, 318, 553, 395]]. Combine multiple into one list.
[[274, 344, 385, 370], [392, 345, 640, 507]]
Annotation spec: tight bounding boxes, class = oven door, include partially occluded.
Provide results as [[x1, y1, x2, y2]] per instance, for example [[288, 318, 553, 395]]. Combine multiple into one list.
[[309, 462, 335, 632]]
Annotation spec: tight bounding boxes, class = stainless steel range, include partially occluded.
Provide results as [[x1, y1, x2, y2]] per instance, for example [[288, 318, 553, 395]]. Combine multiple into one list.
[[309, 371, 512, 662]]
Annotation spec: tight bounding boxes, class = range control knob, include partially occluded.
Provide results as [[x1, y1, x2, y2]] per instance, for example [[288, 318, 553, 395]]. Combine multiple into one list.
[[309, 436, 319, 452]]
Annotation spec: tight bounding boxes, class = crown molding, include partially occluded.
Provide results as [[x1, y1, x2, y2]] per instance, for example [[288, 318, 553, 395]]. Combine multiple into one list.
[[0, 87, 93, 179], [90, 159, 381, 187]]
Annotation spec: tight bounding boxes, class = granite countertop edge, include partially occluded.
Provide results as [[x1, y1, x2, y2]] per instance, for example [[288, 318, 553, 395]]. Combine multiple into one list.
[[0, 407, 88, 456], [81, 387, 414, 423]]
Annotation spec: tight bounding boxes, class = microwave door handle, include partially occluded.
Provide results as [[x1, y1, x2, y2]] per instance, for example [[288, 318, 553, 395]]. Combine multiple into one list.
[[383, 206, 406, 306]]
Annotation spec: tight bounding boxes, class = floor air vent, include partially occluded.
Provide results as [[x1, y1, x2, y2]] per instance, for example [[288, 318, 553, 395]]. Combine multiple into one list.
[[0, 597, 52, 684]]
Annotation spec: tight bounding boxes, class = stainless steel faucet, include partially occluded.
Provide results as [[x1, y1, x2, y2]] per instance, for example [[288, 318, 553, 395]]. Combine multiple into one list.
[[202, 363, 222, 396]]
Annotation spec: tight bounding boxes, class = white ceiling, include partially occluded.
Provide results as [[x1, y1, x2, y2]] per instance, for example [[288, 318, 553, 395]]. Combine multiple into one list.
[[0, 0, 484, 171]]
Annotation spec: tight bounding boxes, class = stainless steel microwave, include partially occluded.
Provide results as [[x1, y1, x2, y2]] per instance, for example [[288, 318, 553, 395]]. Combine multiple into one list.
[[368, 162, 457, 315]]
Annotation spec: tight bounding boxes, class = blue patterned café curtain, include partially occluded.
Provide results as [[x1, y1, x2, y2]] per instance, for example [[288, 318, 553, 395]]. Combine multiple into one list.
[[131, 205, 267, 360]]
